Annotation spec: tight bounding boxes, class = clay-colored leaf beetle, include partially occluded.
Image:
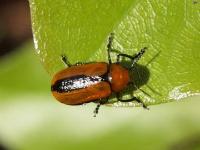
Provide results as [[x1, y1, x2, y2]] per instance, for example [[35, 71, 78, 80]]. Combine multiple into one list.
[[51, 33, 148, 116]]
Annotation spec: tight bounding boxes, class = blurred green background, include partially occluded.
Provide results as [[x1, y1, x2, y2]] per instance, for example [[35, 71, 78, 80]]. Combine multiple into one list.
[[0, 1, 200, 150]]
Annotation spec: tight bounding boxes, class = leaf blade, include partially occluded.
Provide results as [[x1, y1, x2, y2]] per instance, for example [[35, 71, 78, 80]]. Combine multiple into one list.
[[30, 0, 200, 106]]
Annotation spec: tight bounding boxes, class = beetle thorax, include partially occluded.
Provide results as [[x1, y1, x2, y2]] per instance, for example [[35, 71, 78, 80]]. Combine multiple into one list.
[[109, 63, 130, 92]]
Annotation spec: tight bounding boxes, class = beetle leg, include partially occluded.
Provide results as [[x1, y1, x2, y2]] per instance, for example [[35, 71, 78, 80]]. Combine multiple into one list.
[[117, 53, 135, 63], [116, 93, 149, 110], [93, 103, 101, 117], [130, 47, 147, 68], [61, 55, 72, 67], [107, 33, 114, 64], [116, 47, 147, 68], [93, 98, 109, 117]]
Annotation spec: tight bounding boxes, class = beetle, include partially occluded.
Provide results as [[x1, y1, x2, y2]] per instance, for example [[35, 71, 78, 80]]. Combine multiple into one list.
[[51, 33, 148, 116]]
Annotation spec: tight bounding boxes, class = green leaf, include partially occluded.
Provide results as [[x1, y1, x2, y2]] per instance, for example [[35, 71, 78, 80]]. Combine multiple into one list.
[[30, 0, 200, 106], [0, 43, 50, 98]]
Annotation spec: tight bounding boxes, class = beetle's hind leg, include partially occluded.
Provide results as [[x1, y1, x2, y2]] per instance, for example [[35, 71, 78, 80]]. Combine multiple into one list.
[[116, 93, 149, 110], [93, 98, 109, 117], [61, 55, 72, 67]]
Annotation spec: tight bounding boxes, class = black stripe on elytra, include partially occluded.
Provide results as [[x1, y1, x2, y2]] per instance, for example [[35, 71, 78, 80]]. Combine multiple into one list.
[[51, 74, 107, 93]]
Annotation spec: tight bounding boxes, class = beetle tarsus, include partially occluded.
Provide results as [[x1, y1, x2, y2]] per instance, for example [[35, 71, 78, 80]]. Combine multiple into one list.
[[130, 47, 147, 67], [93, 103, 101, 117]]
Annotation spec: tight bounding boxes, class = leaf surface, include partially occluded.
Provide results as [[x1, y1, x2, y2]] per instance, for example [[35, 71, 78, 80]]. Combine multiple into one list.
[[30, 0, 200, 106]]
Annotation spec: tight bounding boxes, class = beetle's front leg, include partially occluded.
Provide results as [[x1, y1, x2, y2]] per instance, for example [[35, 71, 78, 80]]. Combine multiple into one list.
[[116, 47, 147, 68], [61, 55, 72, 67], [107, 33, 114, 64], [61, 55, 85, 67]]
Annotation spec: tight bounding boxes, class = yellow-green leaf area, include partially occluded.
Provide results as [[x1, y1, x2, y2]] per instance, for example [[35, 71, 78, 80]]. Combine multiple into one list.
[[30, 0, 200, 106]]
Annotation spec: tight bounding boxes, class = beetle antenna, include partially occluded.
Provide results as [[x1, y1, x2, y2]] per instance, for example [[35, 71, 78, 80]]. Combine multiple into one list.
[[145, 50, 161, 67], [93, 103, 101, 117], [129, 80, 151, 98]]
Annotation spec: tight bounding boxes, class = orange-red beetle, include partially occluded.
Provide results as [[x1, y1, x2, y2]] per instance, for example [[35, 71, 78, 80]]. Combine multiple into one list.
[[51, 33, 148, 116]]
